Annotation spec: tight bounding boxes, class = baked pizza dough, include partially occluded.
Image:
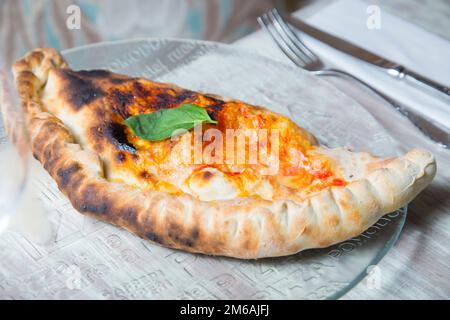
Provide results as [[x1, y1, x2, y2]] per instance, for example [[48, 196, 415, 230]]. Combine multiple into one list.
[[11, 48, 436, 259]]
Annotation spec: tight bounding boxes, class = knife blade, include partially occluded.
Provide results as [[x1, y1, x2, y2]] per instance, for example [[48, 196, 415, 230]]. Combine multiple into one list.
[[286, 16, 450, 97]]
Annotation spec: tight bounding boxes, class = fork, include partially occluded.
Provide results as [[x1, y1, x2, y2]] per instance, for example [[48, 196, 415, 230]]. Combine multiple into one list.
[[258, 9, 450, 148]]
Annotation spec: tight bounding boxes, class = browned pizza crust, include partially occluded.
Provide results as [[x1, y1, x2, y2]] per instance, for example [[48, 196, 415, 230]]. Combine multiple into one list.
[[11, 48, 436, 259]]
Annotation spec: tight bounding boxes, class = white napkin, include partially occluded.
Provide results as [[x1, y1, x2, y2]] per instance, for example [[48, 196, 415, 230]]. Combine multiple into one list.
[[295, 0, 450, 128]]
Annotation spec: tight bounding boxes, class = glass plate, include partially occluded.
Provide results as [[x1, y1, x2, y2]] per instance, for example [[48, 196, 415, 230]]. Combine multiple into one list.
[[0, 39, 406, 300]]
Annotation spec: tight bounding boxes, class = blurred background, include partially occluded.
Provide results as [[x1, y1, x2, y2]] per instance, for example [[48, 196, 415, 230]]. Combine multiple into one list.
[[0, 0, 312, 67], [2, 0, 449, 68]]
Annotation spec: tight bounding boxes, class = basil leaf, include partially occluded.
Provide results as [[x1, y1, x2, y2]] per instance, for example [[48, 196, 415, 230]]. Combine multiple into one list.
[[124, 103, 217, 141]]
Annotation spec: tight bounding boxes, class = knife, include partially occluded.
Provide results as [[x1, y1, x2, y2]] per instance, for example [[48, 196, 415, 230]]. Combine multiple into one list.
[[286, 16, 450, 97]]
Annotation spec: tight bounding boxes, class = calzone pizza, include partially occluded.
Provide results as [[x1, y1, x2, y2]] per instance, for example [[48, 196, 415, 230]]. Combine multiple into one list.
[[12, 48, 436, 259]]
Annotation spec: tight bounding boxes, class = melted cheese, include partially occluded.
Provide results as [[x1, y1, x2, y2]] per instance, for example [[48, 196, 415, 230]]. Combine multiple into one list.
[[105, 84, 346, 202]]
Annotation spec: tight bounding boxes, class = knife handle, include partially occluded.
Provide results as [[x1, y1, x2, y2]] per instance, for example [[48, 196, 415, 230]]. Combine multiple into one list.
[[386, 65, 450, 97]]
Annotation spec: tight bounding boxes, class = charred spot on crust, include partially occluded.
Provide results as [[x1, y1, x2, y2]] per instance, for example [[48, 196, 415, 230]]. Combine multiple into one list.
[[76, 69, 112, 78], [167, 222, 198, 248], [205, 98, 225, 121], [75, 69, 132, 84], [111, 78, 129, 84], [78, 184, 110, 215], [206, 105, 223, 121], [112, 81, 197, 112], [73, 86, 103, 109], [57, 163, 82, 188], [79, 202, 109, 214], [61, 70, 105, 110], [116, 152, 126, 163], [154, 90, 196, 110], [104, 122, 137, 153], [181, 238, 194, 247], [147, 232, 164, 244], [132, 81, 149, 98], [191, 228, 200, 240], [204, 95, 226, 105], [41, 144, 59, 173], [110, 89, 134, 118], [121, 207, 137, 224], [69, 174, 85, 193], [140, 170, 151, 179]]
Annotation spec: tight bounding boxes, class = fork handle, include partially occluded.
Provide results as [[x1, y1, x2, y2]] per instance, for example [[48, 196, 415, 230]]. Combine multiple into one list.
[[315, 68, 450, 148]]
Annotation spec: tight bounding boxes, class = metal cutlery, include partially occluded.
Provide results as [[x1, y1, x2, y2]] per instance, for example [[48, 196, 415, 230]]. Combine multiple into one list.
[[258, 9, 450, 148], [284, 14, 450, 98]]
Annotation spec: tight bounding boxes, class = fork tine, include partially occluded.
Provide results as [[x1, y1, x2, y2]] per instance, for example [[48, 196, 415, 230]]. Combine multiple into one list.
[[258, 14, 305, 67], [259, 13, 312, 67], [269, 9, 320, 65], [259, 10, 317, 69], [266, 11, 313, 66], [257, 14, 306, 68]]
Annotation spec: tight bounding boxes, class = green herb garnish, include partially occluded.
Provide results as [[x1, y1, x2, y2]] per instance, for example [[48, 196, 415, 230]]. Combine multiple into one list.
[[124, 103, 217, 141]]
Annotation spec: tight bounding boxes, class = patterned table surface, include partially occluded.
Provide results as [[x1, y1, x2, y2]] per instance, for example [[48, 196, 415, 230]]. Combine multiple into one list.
[[1, 0, 449, 300], [234, 0, 450, 299]]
